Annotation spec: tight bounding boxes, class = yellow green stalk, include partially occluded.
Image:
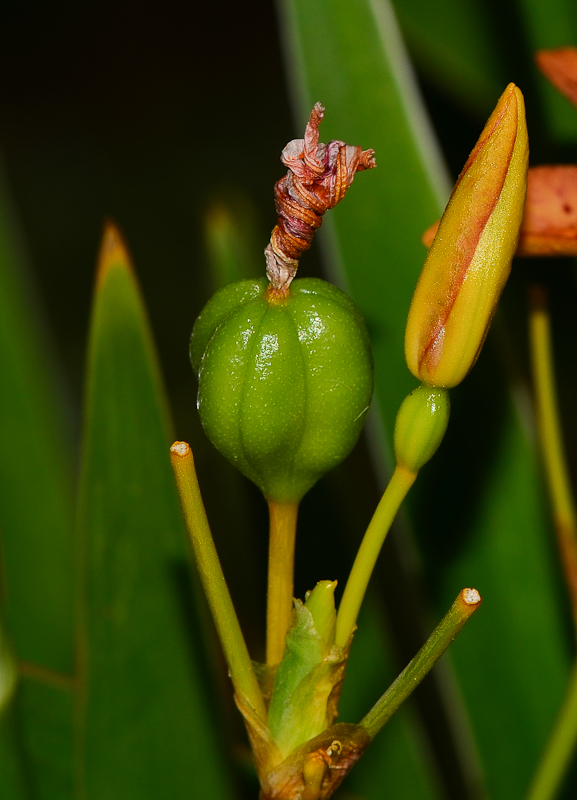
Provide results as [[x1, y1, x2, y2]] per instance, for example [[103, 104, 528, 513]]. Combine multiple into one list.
[[170, 441, 266, 723]]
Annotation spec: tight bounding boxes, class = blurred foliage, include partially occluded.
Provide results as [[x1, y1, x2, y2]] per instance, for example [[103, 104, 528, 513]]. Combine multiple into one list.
[[1, 0, 577, 798]]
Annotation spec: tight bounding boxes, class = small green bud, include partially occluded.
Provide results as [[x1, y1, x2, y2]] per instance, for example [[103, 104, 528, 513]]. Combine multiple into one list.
[[267, 583, 345, 758], [304, 580, 337, 653], [394, 385, 450, 473], [190, 277, 373, 503]]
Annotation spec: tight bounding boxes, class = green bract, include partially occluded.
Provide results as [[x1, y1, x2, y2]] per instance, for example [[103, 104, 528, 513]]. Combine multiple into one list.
[[190, 277, 373, 503]]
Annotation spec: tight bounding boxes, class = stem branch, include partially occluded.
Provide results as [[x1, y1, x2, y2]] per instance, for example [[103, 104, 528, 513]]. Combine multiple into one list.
[[529, 286, 577, 627], [360, 588, 481, 739], [170, 442, 266, 722], [335, 465, 417, 647]]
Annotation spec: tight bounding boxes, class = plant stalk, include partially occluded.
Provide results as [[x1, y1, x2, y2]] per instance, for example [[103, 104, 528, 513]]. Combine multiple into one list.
[[266, 500, 299, 665], [335, 464, 417, 647], [529, 286, 577, 627], [170, 441, 267, 722], [360, 588, 481, 739]]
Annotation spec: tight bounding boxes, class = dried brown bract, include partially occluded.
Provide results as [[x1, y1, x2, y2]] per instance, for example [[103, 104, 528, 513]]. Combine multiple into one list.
[[265, 102, 376, 296]]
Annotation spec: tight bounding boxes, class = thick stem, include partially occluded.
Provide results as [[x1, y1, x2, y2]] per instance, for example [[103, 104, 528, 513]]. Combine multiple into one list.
[[335, 465, 417, 647], [360, 588, 481, 739], [266, 500, 299, 666], [170, 442, 266, 722], [529, 286, 577, 628], [525, 660, 577, 800]]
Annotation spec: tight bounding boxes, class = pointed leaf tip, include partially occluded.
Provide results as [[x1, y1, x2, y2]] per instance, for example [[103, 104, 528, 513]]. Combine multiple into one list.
[[96, 221, 133, 289]]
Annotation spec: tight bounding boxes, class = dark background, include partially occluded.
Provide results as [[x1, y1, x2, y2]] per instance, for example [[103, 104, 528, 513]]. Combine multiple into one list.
[[0, 0, 484, 445]]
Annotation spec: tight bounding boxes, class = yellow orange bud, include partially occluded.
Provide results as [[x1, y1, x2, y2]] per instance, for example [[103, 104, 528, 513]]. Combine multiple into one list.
[[405, 83, 528, 388]]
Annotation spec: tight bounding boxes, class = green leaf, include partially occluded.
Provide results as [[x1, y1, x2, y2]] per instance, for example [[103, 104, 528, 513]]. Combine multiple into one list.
[[0, 710, 30, 800], [204, 198, 263, 288], [0, 614, 29, 800], [392, 0, 505, 113], [0, 162, 75, 674], [75, 225, 235, 800], [17, 677, 74, 800], [0, 162, 75, 799]]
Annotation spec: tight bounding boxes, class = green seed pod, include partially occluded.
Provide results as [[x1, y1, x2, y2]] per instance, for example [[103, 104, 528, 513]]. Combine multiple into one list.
[[190, 277, 373, 503]]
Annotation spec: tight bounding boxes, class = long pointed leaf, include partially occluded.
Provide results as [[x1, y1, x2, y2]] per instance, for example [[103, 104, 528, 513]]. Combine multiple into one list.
[[0, 162, 75, 673], [75, 225, 235, 800], [0, 162, 76, 799]]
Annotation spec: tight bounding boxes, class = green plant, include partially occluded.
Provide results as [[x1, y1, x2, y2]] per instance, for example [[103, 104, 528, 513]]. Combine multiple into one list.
[[2, 1, 577, 799]]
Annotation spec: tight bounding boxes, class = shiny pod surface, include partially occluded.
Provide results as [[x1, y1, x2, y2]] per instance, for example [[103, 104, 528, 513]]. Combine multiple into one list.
[[191, 278, 373, 503]]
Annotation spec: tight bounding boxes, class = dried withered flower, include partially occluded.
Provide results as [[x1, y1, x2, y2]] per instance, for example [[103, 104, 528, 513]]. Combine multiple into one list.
[[265, 102, 376, 296], [536, 47, 577, 108], [518, 165, 577, 256]]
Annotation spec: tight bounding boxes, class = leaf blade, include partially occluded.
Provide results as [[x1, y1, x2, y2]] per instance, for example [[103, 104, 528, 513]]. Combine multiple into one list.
[[75, 225, 235, 800]]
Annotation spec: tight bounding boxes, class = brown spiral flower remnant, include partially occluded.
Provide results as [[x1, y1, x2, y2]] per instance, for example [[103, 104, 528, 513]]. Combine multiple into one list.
[[265, 102, 376, 297]]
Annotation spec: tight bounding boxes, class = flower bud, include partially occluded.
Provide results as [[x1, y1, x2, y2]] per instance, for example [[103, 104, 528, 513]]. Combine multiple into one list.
[[394, 385, 450, 473], [304, 579, 337, 653], [405, 83, 529, 388], [190, 277, 373, 503]]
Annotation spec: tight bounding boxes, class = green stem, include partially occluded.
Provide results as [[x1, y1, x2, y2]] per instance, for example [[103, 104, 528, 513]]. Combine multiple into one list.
[[170, 441, 267, 722], [335, 465, 417, 647], [525, 660, 577, 800], [360, 588, 481, 739], [529, 286, 577, 626], [266, 500, 299, 666]]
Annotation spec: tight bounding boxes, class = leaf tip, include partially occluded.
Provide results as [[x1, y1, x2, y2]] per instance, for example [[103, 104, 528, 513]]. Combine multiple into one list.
[[96, 220, 133, 290]]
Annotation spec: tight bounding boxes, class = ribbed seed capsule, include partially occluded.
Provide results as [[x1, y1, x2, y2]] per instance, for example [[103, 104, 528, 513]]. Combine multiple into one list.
[[190, 277, 373, 504]]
